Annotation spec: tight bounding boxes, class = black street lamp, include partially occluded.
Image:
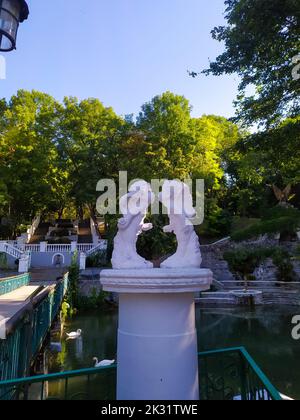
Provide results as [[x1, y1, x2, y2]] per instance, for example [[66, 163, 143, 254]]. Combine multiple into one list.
[[0, 0, 29, 52]]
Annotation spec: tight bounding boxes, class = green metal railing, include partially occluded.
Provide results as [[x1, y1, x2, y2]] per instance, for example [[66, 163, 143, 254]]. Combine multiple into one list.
[[0, 365, 116, 400], [0, 273, 69, 395], [0, 346, 281, 400], [31, 274, 68, 357], [0, 273, 30, 296], [199, 347, 282, 401]]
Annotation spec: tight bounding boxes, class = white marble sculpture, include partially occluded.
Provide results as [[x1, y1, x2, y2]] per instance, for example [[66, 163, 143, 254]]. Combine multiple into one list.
[[112, 181, 154, 269], [160, 180, 202, 269]]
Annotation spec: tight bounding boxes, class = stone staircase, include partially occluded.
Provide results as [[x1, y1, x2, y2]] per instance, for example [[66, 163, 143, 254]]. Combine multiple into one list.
[[201, 245, 235, 283], [0, 242, 23, 259], [197, 279, 300, 307], [198, 241, 300, 307], [78, 220, 93, 244], [196, 291, 235, 306], [29, 222, 52, 244]]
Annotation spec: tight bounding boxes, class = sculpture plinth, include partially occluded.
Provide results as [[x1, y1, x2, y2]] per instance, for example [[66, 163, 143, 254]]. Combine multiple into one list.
[[101, 268, 213, 401]]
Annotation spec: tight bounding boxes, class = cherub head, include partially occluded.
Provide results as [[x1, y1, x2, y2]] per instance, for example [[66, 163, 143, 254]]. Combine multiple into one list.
[[120, 181, 155, 218], [160, 180, 196, 219]]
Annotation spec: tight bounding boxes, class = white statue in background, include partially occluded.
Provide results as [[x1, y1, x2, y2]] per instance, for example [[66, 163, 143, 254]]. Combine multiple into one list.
[[112, 181, 154, 269], [160, 180, 202, 269]]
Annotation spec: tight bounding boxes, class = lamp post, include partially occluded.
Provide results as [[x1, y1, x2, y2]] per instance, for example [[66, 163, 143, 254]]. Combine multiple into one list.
[[0, 0, 29, 52]]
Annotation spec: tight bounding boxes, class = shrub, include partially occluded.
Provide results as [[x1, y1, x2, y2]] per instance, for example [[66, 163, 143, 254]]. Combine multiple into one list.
[[66, 252, 80, 309], [272, 249, 296, 282], [231, 217, 300, 242], [86, 249, 109, 268], [76, 288, 109, 311], [105, 215, 119, 261], [224, 246, 296, 283], [206, 208, 233, 238], [137, 215, 177, 261], [262, 206, 300, 221], [0, 224, 13, 239], [224, 247, 272, 279], [0, 253, 8, 269]]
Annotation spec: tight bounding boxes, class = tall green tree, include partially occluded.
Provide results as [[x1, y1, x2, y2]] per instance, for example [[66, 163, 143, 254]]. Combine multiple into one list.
[[204, 0, 300, 127], [57, 97, 125, 219], [0, 90, 63, 232], [136, 92, 240, 190]]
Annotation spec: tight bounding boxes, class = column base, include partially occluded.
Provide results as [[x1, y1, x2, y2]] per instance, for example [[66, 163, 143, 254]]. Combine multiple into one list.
[[101, 268, 213, 401]]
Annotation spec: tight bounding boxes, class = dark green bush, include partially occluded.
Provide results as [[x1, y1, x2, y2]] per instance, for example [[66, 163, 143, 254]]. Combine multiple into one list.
[[86, 249, 109, 268], [272, 249, 296, 282], [0, 253, 8, 269], [105, 215, 119, 261], [224, 247, 272, 279], [66, 253, 80, 309], [137, 215, 177, 261], [206, 208, 233, 237], [231, 217, 300, 242], [224, 246, 296, 283], [76, 288, 109, 311], [262, 206, 300, 221], [0, 224, 13, 239], [232, 206, 300, 242]]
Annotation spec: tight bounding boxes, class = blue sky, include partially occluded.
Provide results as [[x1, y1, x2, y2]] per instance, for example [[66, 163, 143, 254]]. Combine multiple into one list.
[[0, 0, 239, 119]]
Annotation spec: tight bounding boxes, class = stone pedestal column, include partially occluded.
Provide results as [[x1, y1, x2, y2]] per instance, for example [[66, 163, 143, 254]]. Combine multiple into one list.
[[101, 268, 212, 401]]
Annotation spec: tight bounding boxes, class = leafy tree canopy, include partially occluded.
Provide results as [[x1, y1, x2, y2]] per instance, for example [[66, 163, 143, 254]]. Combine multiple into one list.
[[204, 0, 300, 127], [0, 90, 241, 235], [0, 90, 63, 228]]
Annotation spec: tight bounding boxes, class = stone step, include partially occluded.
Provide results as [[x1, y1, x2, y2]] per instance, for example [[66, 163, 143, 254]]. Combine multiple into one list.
[[212, 279, 225, 290], [78, 219, 93, 244], [222, 281, 300, 289], [196, 297, 235, 306], [201, 292, 233, 298]]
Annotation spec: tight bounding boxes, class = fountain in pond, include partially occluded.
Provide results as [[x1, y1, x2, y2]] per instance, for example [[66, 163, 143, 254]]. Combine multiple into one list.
[[101, 180, 213, 400]]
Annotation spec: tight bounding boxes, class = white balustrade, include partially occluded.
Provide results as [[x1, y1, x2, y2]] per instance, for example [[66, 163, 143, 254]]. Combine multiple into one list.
[[77, 244, 94, 253], [86, 240, 108, 256], [1, 240, 107, 257], [24, 244, 40, 252], [46, 244, 71, 253], [0, 242, 22, 259]]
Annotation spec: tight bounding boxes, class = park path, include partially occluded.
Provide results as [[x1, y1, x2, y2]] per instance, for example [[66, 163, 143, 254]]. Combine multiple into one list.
[[29, 268, 67, 286], [0, 268, 67, 336]]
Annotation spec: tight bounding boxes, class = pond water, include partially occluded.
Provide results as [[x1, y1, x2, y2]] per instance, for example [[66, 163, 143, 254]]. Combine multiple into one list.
[[48, 305, 300, 400]]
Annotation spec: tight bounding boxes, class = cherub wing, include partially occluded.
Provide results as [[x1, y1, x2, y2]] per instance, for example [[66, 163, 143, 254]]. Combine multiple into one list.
[[272, 185, 284, 202], [283, 184, 292, 200]]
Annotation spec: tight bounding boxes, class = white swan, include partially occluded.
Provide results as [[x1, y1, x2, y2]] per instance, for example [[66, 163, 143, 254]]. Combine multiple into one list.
[[66, 329, 82, 339], [93, 358, 115, 368]]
